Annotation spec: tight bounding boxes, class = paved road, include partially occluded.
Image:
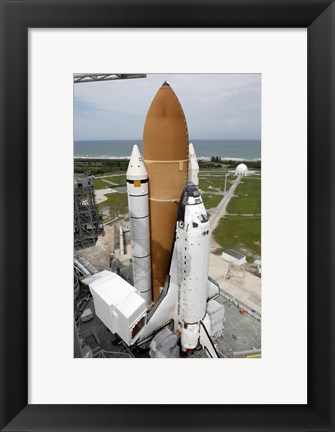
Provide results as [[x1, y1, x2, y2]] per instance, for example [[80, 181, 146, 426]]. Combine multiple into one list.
[[209, 176, 241, 231], [95, 173, 126, 179]]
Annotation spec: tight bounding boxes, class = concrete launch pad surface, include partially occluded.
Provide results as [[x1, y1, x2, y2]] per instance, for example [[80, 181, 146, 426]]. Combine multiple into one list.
[[209, 253, 261, 314], [214, 295, 261, 356], [77, 298, 135, 357], [77, 293, 261, 359], [78, 225, 115, 270]]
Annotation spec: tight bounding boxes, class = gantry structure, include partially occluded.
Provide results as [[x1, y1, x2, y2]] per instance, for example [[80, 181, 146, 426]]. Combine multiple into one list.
[[74, 176, 104, 250], [74, 73, 147, 84]]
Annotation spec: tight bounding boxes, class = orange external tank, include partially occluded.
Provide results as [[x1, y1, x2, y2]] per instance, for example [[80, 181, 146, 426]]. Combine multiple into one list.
[[143, 82, 189, 301]]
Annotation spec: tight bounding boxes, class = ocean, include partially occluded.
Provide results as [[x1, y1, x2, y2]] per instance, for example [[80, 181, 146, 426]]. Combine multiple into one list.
[[74, 139, 261, 161]]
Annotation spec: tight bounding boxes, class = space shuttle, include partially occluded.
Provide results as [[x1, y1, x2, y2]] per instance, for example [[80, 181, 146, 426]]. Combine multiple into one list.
[[85, 83, 224, 358]]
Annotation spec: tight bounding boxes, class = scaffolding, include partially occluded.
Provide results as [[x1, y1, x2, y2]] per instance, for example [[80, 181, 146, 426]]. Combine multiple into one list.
[[74, 175, 104, 250], [74, 73, 147, 84]]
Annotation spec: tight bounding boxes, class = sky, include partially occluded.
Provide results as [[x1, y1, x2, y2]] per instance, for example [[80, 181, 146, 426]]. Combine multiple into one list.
[[74, 73, 261, 141]]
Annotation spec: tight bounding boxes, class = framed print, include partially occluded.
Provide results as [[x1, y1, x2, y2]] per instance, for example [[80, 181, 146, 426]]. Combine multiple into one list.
[[1, 1, 334, 431]]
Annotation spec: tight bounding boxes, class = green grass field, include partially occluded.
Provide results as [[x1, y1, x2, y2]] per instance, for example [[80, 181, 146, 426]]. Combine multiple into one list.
[[212, 175, 261, 262], [98, 192, 128, 222], [199, 177, 225, 192], [227, 177, 261, 214], [94, 175, 126, 188], [102, 175, 127, 185], [202, 194, 223, 209], [93, 178, 112, 190], [213, 216, 261, 262], [74, 158, 129, 175]]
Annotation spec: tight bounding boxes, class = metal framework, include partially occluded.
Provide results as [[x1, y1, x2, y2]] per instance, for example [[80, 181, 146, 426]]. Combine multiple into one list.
[[74, 73, 147, 84], [74, 176, 104, 250]]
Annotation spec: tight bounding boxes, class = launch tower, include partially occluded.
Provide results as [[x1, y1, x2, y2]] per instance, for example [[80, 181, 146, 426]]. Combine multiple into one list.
[[74, 175, 104, 250]]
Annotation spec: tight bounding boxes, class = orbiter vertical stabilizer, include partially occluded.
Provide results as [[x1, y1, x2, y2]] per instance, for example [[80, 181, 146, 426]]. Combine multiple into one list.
[[188, 142, 200, 186]]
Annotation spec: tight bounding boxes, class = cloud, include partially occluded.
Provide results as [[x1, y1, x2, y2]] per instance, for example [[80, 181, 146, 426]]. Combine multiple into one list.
[[74, 73, 261, 140]]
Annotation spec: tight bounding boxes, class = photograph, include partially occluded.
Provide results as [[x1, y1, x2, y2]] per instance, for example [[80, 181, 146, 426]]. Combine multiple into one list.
[[73, 73, 262, 358]]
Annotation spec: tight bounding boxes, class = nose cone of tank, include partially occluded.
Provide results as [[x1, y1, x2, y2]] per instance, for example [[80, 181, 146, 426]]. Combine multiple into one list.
[[143, 82, 188, 161], [126, 144, 148, 181]]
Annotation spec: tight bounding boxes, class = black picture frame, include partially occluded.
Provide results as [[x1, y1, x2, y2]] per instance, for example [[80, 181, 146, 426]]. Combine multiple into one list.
[[1, 1, 334, 431]]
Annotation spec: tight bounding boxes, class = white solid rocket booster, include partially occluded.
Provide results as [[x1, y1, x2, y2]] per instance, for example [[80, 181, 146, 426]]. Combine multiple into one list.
[[126, 145, 152, 305], [188, 142, 200, 186]]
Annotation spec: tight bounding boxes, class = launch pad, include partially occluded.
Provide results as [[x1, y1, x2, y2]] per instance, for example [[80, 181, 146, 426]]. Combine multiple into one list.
[[75, 277, 261, 359], [74, 194, 261, 359]]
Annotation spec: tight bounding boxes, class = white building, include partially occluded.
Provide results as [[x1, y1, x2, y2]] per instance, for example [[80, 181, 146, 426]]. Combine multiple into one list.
[[235, 163, 248, 176]]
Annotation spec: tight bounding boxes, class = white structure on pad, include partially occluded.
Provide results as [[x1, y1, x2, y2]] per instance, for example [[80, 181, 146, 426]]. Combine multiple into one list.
[[222, 249, 247, 265], [83, 270, 147, 346]]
